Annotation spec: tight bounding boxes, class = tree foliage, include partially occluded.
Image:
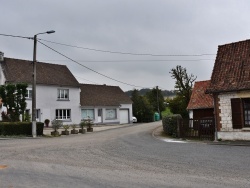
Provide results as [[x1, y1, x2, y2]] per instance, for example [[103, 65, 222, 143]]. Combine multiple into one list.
[[0, 83, 28, 121], [145, 87, 165, 114], [131, 89, 154, 122], [169, 65, 196, 118], [167, 96, 189, 118]]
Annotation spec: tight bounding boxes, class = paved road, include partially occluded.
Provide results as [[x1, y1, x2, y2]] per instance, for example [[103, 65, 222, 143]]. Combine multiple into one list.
[[1, 122, 250, 188]]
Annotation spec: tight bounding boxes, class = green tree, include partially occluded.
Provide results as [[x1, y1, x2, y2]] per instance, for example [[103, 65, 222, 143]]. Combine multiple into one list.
[[167, 96, 189, 118], [169, 65, 196, 118], [145, 87, 165, 115], [131, 89, 154, 122], [16, 84, 28, 121], [0, 83, 28, 121]]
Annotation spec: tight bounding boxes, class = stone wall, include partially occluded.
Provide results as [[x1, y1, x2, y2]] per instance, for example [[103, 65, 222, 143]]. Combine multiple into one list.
[[217, 91, 250, 140], [218, 92, 237, 131]]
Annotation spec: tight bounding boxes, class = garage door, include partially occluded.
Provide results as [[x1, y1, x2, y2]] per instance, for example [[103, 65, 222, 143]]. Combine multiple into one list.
[[120, 109, 129, 124]]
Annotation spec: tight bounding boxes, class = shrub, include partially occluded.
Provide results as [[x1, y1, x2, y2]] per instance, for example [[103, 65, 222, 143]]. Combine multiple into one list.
[[71, 124, 77, 130], [80, 119, 93, 129], [51, 119, 63, 132], [63, 125, 70, 131], [162, 114, 182, 137], [0, 122, 44, 136]]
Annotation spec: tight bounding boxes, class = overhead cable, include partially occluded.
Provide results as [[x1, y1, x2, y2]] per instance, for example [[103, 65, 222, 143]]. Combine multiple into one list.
[[38, 40, 151, 88], [39, 38, 216, 57], [0, 33, 31, 39]]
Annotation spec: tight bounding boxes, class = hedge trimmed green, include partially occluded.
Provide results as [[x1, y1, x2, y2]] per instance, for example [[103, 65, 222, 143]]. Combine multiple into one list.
[[162, 114, 182, 137], [0, 122, 44, 136]]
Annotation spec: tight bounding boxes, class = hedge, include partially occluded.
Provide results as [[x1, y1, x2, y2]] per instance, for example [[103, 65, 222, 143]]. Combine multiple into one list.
[[0, 122, 44, 136], [162, 114, 182, 137]]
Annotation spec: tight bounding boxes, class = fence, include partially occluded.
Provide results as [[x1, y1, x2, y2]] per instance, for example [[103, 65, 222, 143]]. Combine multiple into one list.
[[179, 118, 215, 141]]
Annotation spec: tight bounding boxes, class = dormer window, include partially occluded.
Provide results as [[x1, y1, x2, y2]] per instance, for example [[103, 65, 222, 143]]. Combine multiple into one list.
[[57, 89, 69, 100]]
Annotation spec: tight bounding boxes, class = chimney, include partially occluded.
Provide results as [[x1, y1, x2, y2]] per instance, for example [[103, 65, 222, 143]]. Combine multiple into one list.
[[0, 51, 4, 61]]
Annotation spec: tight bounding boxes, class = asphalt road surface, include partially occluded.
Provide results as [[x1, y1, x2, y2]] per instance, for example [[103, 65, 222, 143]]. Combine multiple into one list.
[[1, 122, 250, 188]]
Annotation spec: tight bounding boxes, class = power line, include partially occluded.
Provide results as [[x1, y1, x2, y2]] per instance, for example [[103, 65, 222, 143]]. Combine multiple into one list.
[[75, 76, 100, 84], [0, 33, 31, 39], [42, 59, 215, 63], [38, 40, 150, 88], [39, 38, 216, 57]]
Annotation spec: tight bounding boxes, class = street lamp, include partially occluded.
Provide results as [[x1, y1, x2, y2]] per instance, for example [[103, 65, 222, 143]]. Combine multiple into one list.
[[32, 30, 55, 138]]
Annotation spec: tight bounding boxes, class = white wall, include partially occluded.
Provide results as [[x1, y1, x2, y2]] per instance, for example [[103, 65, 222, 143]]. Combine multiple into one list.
[[26, 85, 81, 125], [0, 64, 6, 85], [188, 110, 193, 119], [81, 106, 119, 124], [120, 103, 133, 123], [81, 103, 133, 124]]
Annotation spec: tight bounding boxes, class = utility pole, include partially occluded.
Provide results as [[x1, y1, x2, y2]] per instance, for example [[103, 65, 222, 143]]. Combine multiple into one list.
[[32, 30, 55, 138], [156, 86, 160, 114]]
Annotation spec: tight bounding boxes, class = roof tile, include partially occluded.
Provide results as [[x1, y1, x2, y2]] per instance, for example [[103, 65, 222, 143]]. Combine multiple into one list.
[[187, 80, 214, 110], [80, 84, 132, 106], [206, 39, 250, 93], [1, 58, 79, 87]]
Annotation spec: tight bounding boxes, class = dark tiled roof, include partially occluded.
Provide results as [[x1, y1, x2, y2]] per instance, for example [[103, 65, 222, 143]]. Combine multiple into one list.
[[206, 39, 250, 93], [80, 84, 132, 106], [1, 58, 79, 87], [187, 80, 214, 110]]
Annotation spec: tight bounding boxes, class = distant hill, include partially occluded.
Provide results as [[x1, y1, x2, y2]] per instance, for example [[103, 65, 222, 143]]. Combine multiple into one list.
[[125, 89, 176, 98]]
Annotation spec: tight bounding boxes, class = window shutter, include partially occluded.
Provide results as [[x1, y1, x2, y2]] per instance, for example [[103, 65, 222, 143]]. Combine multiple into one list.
[[231, 98, 243, 129]]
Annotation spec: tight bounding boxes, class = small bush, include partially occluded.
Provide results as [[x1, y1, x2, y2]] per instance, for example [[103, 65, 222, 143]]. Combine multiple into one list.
[[51, 119, 63, 132], [63, 125, 70, 131], [0, 122, 44, 136], [162, 114, 182, 137]]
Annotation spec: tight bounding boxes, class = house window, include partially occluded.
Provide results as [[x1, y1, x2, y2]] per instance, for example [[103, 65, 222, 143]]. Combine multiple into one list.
[[57, 89, 69, 100], [243, 99, 250, 127], [231, 98, 250, 128], [81, 109, 94, 120], [106, 109, 117, 120], [25, 89, 32, 99], [55, 109, 71, 120]]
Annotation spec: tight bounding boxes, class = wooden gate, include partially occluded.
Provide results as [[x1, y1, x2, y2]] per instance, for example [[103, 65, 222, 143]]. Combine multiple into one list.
[[179, 118, 215, 141]]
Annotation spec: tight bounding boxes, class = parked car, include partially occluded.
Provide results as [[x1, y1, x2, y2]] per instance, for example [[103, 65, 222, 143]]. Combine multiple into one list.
[[132, 116, 137, 123]]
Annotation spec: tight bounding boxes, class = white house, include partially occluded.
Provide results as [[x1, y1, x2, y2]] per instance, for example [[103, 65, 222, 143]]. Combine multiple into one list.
[[0, 53, 133, 125], [0, 55, 81, 125], [80, 84, 133, 124]]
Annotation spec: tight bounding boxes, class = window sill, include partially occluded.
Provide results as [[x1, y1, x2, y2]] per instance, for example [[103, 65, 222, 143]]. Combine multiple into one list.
[[56, 119, 71, 122], [57, 99, 70, 101], [242, 128, 250, 132]]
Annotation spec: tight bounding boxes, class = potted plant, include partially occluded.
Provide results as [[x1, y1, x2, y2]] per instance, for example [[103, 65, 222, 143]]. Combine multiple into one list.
[[85, 118, 94, 132], [71, 124, 78, 134], [44, 119, 50, 127], [62, 125, 70, 135], [51, 119, 63, 136], [79, 121, 87, 134]]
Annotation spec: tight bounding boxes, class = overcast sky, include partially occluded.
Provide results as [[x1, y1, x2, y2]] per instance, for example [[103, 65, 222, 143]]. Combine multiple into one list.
[[1, 0, 250, 91]]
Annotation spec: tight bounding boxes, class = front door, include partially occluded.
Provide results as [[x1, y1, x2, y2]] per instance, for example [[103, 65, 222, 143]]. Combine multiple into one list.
[[98, 109, 102, 123]]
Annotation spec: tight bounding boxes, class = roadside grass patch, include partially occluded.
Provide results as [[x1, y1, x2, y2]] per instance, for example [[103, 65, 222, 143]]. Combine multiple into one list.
[[161, 107, 172, 118]]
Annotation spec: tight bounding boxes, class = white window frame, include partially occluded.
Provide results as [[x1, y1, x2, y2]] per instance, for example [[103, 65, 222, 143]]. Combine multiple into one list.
[[57, 89, 69, 100], [81, 109, 95, 120], [106, 109, 117, 120], [55, 109, 71, 120], [25, 89, 32, 99]]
